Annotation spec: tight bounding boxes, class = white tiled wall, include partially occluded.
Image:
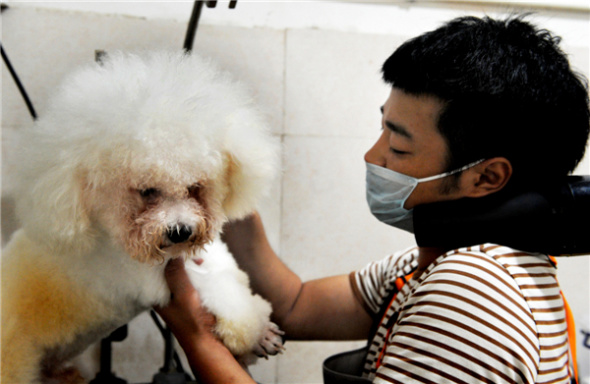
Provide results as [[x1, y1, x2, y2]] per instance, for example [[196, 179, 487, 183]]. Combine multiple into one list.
[[2, 3, 588, 383]]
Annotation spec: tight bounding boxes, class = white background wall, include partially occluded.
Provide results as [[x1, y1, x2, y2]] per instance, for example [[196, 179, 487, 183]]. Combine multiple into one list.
[[2, 1, 589, 383]]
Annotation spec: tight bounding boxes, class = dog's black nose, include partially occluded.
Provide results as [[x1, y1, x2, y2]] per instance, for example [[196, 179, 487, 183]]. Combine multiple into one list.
[[167, 226, 193, 244]]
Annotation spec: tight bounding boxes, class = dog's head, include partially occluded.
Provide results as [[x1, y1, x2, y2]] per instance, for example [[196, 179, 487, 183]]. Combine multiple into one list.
[[13, 51, 279, 262]]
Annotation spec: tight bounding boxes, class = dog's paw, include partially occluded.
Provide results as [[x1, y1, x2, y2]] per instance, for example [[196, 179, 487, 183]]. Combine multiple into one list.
[[214, 317, 261, 356], [214, 319, 284, 359], [252, 322, 285, 359]]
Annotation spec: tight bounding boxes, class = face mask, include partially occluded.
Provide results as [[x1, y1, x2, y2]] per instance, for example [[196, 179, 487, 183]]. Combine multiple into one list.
[[366, 159, 484, 233]]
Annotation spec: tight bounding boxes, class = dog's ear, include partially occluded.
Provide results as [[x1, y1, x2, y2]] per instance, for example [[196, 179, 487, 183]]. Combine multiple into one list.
[[221, 150, 277, 220], [15, 165, 94, 253], [219, 106, 280, 220], [221, 153, 255, 219]]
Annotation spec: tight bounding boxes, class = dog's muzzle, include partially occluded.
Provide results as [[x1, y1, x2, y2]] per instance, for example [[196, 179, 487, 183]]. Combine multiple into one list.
[[166, 225, 193, 244]]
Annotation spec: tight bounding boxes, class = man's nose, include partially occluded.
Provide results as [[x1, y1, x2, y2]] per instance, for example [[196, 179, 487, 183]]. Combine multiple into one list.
[[364, 131, 387, 167]]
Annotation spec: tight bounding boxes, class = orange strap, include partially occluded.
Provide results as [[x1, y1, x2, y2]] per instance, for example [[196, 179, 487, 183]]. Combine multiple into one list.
[[375, 274, 413, 369], [561, 290, 579, 382], [550, 256, 578, 383]]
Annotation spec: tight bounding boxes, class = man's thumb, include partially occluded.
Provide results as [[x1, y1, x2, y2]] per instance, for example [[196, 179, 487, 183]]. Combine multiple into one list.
[[164, 258, 192, 294]]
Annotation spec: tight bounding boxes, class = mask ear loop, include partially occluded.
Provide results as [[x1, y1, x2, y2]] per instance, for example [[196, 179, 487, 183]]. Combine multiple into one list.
[[416, 159, 485, 183]]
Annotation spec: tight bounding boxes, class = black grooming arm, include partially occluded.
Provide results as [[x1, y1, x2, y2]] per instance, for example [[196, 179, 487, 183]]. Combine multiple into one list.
[[413, 176, 590, 256]]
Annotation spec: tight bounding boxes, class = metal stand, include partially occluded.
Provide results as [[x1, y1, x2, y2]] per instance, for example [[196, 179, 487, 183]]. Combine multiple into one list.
[[150, 311, 194, 384], [90, 326, 129, 384]]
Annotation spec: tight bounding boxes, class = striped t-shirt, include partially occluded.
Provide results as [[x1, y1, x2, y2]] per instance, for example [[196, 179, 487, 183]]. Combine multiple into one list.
[[350, 244, 572, 384]]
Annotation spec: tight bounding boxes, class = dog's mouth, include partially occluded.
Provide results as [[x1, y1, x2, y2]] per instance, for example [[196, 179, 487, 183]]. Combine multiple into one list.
[[127, 214, 218, 264], [165, 225, 194, 244], [159, 238, 197, 251]]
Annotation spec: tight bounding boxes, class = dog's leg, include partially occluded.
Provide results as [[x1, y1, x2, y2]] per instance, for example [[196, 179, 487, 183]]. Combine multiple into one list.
[[1, 232, 114, 384], [188, 262, 272, 355], [186, 239, 284, 358]]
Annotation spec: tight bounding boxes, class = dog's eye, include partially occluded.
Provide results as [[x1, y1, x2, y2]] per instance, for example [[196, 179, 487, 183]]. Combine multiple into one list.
[[188, 184, 202, 200], [139, 188, 159, 199]]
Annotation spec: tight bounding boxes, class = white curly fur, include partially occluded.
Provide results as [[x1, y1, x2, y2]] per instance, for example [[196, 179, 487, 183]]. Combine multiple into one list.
[[1, 51, 281, 383]]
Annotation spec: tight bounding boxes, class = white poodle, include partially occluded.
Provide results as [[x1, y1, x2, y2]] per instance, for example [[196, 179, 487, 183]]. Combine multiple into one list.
[[1, 51, 282, 383]]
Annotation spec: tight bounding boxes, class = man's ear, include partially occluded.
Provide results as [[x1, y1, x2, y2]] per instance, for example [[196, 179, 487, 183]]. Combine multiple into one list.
[[465, 157, 513, 197]]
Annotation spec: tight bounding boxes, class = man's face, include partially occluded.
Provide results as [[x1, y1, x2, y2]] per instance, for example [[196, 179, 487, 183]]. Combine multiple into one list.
[[365, 87, 462, 209]]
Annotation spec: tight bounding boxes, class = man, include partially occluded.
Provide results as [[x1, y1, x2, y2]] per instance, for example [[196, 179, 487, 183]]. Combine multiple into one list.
[[157, 15, 589, 383]]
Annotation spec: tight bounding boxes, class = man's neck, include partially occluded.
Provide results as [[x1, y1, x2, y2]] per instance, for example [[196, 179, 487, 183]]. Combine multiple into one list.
[[414, 246, 448, 280]]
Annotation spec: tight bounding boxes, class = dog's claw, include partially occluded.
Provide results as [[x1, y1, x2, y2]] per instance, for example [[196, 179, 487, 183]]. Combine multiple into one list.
[[252, 322, 285, 358]]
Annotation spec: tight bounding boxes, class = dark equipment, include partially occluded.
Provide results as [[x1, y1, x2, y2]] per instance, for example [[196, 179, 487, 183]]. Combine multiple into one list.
[[414, 176, 590, 256]]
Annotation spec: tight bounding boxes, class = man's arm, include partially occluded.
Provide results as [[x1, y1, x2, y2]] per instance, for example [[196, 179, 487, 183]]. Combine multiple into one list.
[[221, 212, 373, 340]]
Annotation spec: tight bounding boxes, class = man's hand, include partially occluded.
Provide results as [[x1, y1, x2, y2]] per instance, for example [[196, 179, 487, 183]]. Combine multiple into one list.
[[154, 258, 216, 340]]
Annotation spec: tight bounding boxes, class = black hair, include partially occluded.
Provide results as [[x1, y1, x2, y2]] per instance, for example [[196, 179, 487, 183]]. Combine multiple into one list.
[[382, 15, 589, 189]]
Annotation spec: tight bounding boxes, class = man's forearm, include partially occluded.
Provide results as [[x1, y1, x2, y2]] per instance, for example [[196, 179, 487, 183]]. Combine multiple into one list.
[[177, 329, 256, 384], [221, 212, 302, 327]]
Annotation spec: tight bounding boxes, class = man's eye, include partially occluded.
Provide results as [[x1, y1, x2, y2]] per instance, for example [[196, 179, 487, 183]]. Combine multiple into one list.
[[389, 147, 409, 155]]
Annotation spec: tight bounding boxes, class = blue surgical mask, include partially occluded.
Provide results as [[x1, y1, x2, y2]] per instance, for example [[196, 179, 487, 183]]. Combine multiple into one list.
[[366, 159, 484, 233]]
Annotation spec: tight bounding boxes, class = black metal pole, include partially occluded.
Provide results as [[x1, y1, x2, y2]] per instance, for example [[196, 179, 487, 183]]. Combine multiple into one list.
[[183, 1, 205, 52], [1, 44, 37, 120]]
